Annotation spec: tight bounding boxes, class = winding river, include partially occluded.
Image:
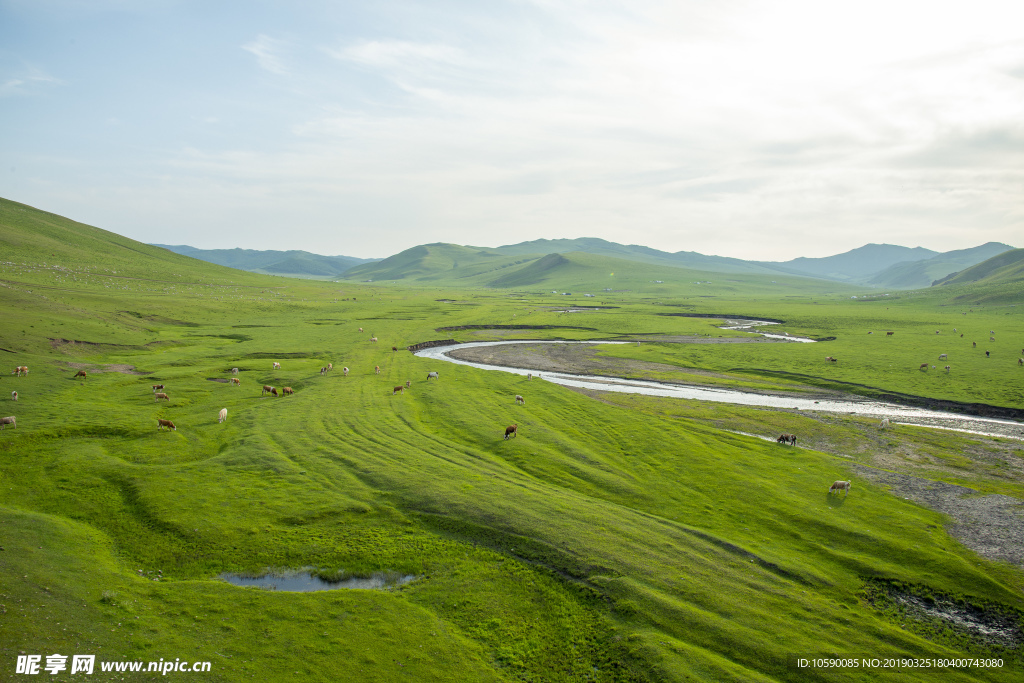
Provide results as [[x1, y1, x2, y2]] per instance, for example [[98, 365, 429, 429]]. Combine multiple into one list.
[[414, 340, 1024, 440]]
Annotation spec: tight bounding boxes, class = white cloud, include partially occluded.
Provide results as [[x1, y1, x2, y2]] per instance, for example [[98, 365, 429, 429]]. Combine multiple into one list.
[[242, 35, 289, 75]]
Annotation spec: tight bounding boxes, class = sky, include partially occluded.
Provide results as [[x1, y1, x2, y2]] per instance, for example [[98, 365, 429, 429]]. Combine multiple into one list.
[[1, 0, 1022, 260]]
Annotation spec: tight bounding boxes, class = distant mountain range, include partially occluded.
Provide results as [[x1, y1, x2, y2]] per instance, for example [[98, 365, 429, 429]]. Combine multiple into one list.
[[151, 245, 378, 278], [155, 239, 1016, 289]]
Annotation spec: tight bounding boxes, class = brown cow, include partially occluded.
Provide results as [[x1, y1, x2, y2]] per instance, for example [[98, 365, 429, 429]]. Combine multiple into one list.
[[271, 387, 279, 397], [504, 424, 518, 440], [375, 365, 381, 375], [157, 418, 176, 431], [1018, 358, 1023, 366], [392, 346, 398, 352], [405, 380, 411, 389], [262, 385, 274, 396], [327, 363, 333, 372], [12, 366, 28, 376], [231, 377, 241, 386], [777, 433, 797, 445], [828, 480, 851, 496], [393, 386, 404, 395], [74, 370, 87, 379], [152, 384, 164, 392], [515, 395, 525, 405], [886, 331, 894, 336], [282, 387, 293, 395], [154, 392, 169, 401], [919, 363, 929, 370]]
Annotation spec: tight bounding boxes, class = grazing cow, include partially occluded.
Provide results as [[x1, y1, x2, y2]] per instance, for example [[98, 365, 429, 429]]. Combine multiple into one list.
[[393, 386, 404, 395], [262, 385, 274, 396], [886, 331, 894, 336], [938, 353, 947, 360], [271, 387, 279, 397], [1, 416, 15, 429], [991, 330, 995, 335], [392, 346, 398, 352], [427, 371, 439, 380], [879, 418, 891, 430], [515, 395, 525, 405], [828, 480, 851, 496], [154, 392, 169, 401], [990, 337, 995, 342], [527, 373, 532, 380], [157, 418, 175, 431], [272, 362, 281, 369], [327, 363, 333, 372], [375, 365, 381, 375], [405, 380, 411, 389], [936, 330, 940, 334], [218, 408, 228, 423], [11, 391, 17, 401], [919, 363, 929, 370], [504, 424, 518, 440], [13, 366, 29, 376], [152, 384, 164, 392], [825, 356, 837, 363], [282, 387, 293, 395], [985, 351, 990, 358], [777, 433, 797, 445], [232, 367, 239, 375], [960, 334, 963, 337], [867, 331, 872, 334], [320, 367, 327, 376], [973, 341, 977, 348], [359, 327, 363, 333], [343, 367, 349, 377], [231, 377, 241, 386], [370, 337, 377, 343], [1018, 358, 1023, 366], [944, 365, 951, 373], [74, 370, 87, 379]]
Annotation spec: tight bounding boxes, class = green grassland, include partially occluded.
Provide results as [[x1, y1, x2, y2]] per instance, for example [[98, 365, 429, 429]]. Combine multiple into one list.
[[2, 198, 1023, 682]]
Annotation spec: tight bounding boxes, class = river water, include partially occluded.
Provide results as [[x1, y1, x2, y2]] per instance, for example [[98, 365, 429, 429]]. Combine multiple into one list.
[[414, 340, 1024, 440]]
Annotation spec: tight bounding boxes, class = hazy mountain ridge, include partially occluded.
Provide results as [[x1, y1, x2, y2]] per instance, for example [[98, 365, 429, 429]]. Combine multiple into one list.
[[341, 239, 1015, 288], [865, 242, 1016, 289], [152, 244, 378, 278]]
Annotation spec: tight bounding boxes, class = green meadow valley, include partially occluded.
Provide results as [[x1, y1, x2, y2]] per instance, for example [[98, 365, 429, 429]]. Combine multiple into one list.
[[2, 197, 1023, 682]]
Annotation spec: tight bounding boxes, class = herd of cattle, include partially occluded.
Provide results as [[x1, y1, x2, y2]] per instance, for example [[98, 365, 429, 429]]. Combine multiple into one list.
[[8, 322, 1023, 495]]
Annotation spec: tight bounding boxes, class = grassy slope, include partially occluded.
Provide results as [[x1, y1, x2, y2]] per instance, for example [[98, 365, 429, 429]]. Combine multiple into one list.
[[936, 249, 1024, 287], [1, 200, 1022, 682], [865, 243, 1016, 289]]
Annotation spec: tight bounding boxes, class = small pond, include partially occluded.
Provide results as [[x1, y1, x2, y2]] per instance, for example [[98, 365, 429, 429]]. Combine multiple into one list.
[[219, 570, 418, 592]]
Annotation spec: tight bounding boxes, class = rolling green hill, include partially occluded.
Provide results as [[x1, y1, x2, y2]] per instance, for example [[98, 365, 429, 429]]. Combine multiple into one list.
[[491, 237, 784, 274], [341, 242, 544, 282], [935, 247, 1024, 287], [0, 198, 262, 284], [865, 242, 1015, 289]]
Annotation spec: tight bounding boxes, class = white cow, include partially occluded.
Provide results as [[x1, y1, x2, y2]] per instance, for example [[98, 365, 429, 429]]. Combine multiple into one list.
[[828, 480, 851, 496], [515, 395, 525, 405], [1, 416, 15, 430], [11, 391, 17, 401], [218, 408, 228, 423], [273, 362, 281, 370], [879, 418, 891, 430], [427, 371, 439, 380]]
